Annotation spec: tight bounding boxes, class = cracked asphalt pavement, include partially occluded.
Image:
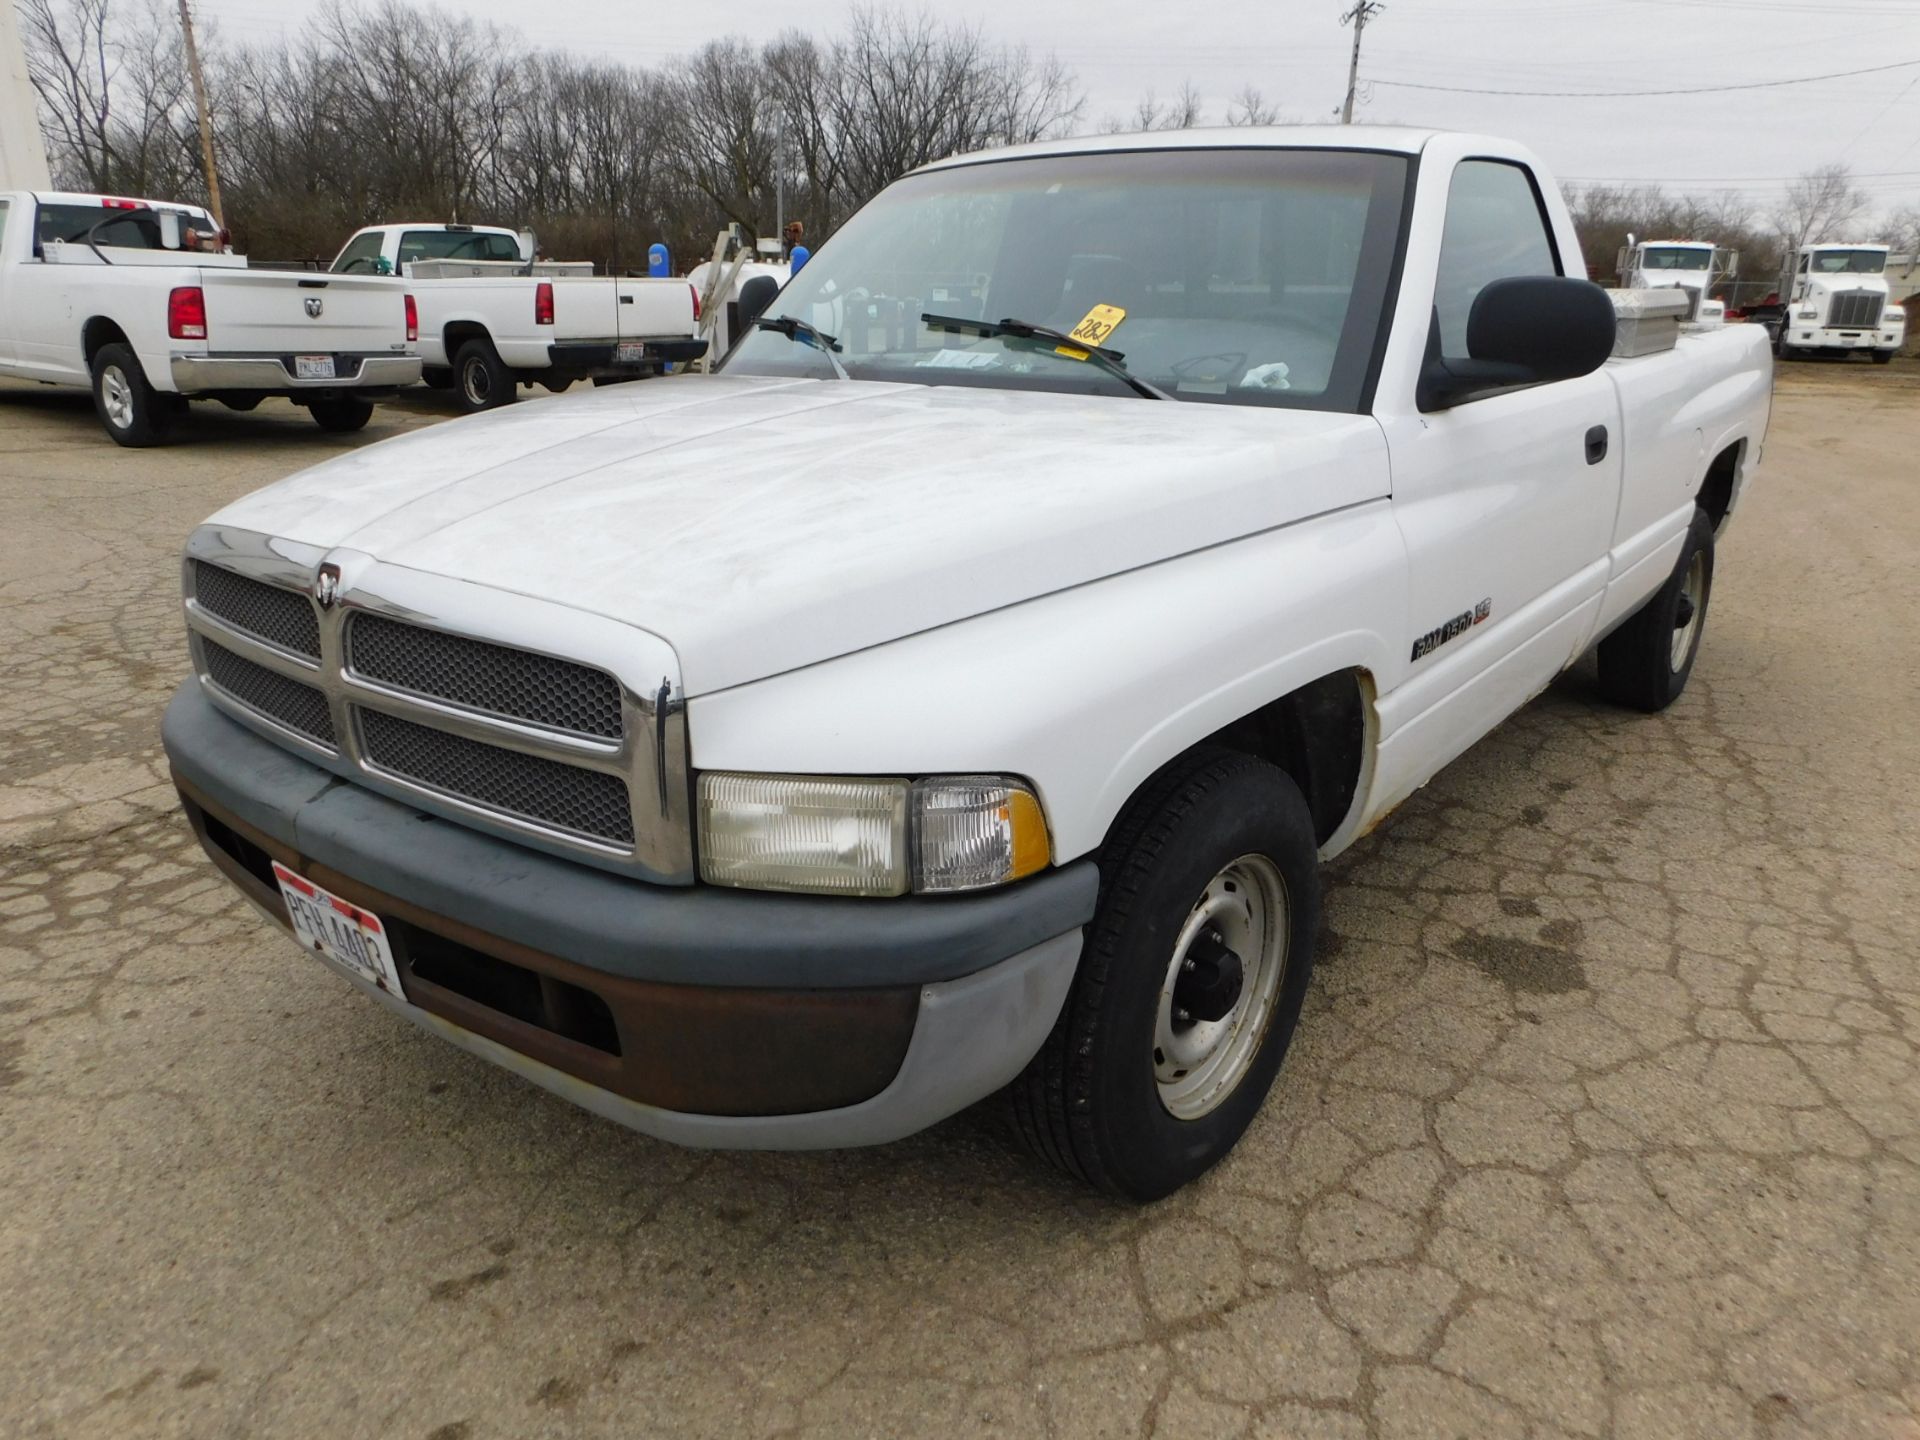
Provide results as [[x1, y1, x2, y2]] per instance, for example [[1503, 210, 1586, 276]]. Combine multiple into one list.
[[2, 365, 1916, 1440]]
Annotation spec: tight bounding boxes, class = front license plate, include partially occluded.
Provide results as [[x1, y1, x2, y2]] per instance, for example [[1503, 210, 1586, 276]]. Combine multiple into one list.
[[294, 354, 336, 380], [615, 342, 647, 365], [273, 861, 404, 997]]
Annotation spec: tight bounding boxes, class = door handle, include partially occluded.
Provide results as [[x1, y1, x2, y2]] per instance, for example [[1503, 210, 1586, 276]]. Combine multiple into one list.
[[1585, 425, 1609, 465]]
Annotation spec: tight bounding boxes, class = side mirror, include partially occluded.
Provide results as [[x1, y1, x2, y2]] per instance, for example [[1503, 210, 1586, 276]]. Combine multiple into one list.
[[736, 275, 780, 333], [1418, 276, 1615, 412]]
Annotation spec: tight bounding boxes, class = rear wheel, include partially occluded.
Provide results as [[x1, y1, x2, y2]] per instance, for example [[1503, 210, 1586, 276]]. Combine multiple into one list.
[[1597, 507, 1715, 713], [90, 343, 171, 447], [453, 338, 515, 413], [1008, 748, 1320, 1201], [308, 397, 374, 433]]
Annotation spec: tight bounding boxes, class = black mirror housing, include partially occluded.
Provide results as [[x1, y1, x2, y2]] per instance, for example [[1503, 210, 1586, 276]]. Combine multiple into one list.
[[1419, 276, 1616, 411], [736, 275, 780, 335]]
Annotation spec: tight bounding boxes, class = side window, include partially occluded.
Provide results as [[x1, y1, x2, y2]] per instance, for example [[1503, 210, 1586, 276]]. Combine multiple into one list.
[[0, 199, 9, 249], [1432, 160, 1560, 359], [331, 231, 385, 273]]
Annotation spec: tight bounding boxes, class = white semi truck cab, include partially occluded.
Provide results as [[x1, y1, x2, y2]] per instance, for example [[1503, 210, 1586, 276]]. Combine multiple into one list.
[[1615, 238, 1734, 325], [1776, 242, 1904, 362]]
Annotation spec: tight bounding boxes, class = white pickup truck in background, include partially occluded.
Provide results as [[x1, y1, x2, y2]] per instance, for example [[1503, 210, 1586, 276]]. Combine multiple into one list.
[[329, 222, 706, 412], [166, 127, 1770, 1200], [0, 191, 419, 445]]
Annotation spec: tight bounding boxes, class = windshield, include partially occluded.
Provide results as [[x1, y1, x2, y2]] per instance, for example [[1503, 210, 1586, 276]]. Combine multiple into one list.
[[1810, 249, 1886, 275], [1643, 246, 1711, 271], [36, 202, 218, 252], [725, 147, 1412, 412]]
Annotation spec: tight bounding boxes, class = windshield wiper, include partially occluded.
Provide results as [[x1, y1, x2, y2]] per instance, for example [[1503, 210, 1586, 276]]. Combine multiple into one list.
[[753, 314, 849, 380], [920, 313, 1172, 400]]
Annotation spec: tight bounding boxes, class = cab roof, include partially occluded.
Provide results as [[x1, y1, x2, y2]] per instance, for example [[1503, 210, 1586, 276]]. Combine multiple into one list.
[[916, 124, 1446, 175]]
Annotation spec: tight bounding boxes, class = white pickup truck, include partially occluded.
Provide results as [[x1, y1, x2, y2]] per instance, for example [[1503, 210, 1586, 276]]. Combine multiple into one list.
[[164, 128, 1770, 1199], [329, 222, 706, 411], [0, 191, 419, 445]]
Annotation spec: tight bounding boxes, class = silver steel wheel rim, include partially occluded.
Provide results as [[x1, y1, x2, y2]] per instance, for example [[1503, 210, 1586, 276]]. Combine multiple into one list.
[[102, 366, 134, 430], [1671, 551, 1706, 670], [463, 360, 490, 407], [1153, 853, 1289, 1121]]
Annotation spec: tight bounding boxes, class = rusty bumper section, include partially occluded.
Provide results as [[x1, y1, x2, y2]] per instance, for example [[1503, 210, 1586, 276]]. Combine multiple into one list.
[[178, 777, 918, 1117]]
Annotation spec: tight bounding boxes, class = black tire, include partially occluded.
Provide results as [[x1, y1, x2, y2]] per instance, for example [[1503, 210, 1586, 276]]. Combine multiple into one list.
[[421, 366, 454, 390], [592, 374, 638, 388], [308, 397, 374, 433], [90, 342, 172, 447], [1597, 507, 1716, 713], [1872, 349, 1895, 365], [540, 377, 574, 394], [453, 337, 515, 413], [1008, 747, 1320, 1201]]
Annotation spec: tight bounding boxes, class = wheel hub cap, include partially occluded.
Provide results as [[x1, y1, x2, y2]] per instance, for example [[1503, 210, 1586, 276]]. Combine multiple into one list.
[[102, 367, 133, 429], [1153, 854, 1290, 1121], [1671, 551, 1706, 670]]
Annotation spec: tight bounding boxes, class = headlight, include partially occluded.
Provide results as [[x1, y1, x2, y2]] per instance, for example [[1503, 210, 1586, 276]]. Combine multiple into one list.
[[1798, 307, 1820, 320], [698, 773, 1052, 896]]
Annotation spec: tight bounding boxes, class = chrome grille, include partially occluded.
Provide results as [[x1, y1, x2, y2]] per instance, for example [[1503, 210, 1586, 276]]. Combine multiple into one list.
[[357, 707, 634, 845], [202, 640, 336, 745], [347, 614, 623, 738], [181, 526, 690, 880], [192, 561, 320, 658], [1828, 291, 1884, 329]]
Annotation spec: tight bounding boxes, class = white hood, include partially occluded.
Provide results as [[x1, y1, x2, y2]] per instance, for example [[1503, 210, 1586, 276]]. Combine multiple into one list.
[[210, 375, 1388, 694]]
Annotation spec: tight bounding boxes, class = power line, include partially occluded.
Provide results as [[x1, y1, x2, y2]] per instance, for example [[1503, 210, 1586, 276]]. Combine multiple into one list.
[[1371, 57, 1920, 98]]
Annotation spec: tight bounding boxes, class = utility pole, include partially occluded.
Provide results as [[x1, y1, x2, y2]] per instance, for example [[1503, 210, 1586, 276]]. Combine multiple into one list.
[[1340, 2, 1385, 125], [175, 0, 224, 228]]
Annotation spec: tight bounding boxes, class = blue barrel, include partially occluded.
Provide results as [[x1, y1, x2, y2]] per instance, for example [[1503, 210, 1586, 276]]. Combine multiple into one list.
[[789, 245, 810, 275], [647, 243, 670, 278]]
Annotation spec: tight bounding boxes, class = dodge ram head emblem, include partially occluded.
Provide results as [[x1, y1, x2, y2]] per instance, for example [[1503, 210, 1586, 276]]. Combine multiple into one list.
[[313, 563, 341, 609], [304, 296, 324, 318]]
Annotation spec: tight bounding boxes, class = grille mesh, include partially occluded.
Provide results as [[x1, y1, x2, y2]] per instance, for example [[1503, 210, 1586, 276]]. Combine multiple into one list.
[[348, 614, 623, 738], [192, 562, 320, 658], [1829, 291, 1884, 329], [357, 707, 634, 845], [203, 640, 336, 745]]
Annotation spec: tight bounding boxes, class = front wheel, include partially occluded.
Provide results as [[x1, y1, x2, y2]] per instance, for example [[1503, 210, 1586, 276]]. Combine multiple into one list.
[[453, 338, 515, 414], [90, 343, 172, 447], [1872, 349, 1895, 365], [308, 397, 374, 433], [1597, 507, 1715, 712], [1008, 748, 1320, 1201]]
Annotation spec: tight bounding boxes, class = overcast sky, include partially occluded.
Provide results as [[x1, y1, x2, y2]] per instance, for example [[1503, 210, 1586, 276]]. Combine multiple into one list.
[[193, 0, 1920, 217]]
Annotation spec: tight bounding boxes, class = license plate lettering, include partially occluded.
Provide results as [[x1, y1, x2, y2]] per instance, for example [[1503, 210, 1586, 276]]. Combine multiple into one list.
[[273, 862, 404, 996], [615, 342, 646, 365], [294, 354, 336, 380]]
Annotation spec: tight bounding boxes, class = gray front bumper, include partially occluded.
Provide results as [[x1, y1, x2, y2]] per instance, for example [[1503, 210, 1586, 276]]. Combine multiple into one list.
[[330, 930, 1080, 1149], [169, 353, 423, 391], [163, 682, 1093, 1148]]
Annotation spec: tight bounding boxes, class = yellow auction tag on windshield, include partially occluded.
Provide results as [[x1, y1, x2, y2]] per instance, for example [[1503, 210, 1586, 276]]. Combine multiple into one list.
[[1068, 303, 1126, 348]]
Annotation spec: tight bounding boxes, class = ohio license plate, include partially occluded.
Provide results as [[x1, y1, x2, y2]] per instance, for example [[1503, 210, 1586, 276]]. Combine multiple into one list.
[[294, 354, 336, 380], [615, 342, 647, 365], [272, 861, 404, 997]]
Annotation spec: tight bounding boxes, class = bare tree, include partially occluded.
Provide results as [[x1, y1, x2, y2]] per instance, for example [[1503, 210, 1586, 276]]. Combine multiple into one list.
[[1226, 84, 1278, 127], [1773, 163, 1870, 253]]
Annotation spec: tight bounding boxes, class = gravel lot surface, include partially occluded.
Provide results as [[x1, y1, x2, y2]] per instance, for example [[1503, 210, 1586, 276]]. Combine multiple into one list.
[[2, 362, 1916, 1440]]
